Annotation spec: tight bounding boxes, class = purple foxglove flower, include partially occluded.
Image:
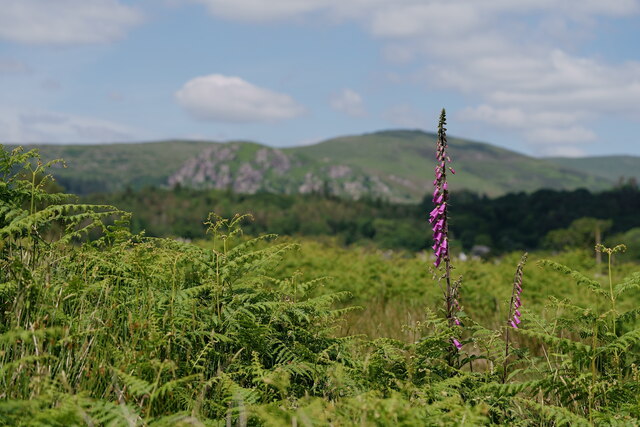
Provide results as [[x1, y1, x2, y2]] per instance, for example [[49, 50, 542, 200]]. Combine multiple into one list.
[[506, 253, 527, 333], [452, 338, 462, 350], [430, 109, 464, 332]]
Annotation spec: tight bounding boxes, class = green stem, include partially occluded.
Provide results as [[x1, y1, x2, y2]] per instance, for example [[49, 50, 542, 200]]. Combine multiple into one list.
[[607, 251, 620, 377], [29, 168, 37, 269], [589, 322, 597, 422], [30, 168, 36, 215], [608, 251, 616, 335]]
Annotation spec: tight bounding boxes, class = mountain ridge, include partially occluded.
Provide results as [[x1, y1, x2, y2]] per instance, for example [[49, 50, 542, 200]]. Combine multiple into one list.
[[546, 155, 640, 185], [4, 130, 624, 202]]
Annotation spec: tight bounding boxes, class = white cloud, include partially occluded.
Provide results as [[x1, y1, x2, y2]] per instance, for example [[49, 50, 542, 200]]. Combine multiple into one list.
[[0, 59, 31, 73], [381, 43, 417, 64], [295, 136, 326, 146], [187, 0, 639, 27], [459, 105, 589, 131], [175, 74, 306, 123], [0, 107, 144, 143], [369, 3, 482, 39], [451, 49, 640, 151], [382, 104, 427, 128], [187, 0, 640, 154], [536, 145, 587, 158], [330, 89, 366, 117], [0, 0, 142, 45], [188, 0, 337, 21], [459, 106, 598, 151], [525, 126, 597, 145]]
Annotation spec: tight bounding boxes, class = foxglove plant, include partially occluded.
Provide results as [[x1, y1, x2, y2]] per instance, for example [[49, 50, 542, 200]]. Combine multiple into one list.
[[429, 109, 461, 351], [503, 252, 527, 382], [507, 253, 527, 330], [429, 110, 454, 271]]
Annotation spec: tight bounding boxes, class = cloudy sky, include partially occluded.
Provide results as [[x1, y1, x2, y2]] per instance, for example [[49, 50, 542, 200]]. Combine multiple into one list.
[[1, 0, 639, 157]]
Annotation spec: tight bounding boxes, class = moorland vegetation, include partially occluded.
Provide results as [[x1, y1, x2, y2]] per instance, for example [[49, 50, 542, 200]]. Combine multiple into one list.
[[1, 113, 639, 425]]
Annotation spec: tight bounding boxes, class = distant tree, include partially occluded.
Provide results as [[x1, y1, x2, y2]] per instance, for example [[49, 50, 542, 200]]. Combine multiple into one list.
[[544, 217, 612, 254]]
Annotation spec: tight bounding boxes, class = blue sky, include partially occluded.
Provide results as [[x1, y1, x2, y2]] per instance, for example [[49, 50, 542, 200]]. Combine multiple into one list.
[[1, 0, 639, 157]]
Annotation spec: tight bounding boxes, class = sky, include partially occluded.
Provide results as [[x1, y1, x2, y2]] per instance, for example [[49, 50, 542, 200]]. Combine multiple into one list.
[[1, 0, 639, 157]]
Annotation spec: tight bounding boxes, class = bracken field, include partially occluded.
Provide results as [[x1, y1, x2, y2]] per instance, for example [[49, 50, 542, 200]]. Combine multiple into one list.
[[1, 112, 640, 426]]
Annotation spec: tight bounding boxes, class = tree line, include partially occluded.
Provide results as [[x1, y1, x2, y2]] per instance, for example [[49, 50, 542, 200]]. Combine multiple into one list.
[[82, 183, 640, 256]]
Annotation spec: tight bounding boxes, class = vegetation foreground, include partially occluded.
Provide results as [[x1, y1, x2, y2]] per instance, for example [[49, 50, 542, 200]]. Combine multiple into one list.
[[1, 137, 640, 426]]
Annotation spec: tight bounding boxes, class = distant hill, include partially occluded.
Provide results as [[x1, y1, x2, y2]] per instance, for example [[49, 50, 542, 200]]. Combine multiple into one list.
[[546, 155, 640, 185], [5, 130, 617, 202], [5, 140, 213, 195], [286, 130, 610, 200]]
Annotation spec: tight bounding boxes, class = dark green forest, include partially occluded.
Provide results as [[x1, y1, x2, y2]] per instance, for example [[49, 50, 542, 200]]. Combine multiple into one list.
[[84, 183, 640, 257]]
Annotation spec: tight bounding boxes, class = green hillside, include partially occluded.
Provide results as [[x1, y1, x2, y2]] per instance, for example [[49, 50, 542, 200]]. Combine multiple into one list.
[[5, 130, 617, 201], [546, 155, 640, 184], [8, 140, 213, 194], [289, 130, 611, 199]]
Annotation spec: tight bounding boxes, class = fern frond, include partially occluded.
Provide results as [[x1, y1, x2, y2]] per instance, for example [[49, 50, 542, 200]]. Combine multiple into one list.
[[517, 397, 591, 426], [153, 374, 202, 400], [513, 328, 592, 354], [538, 259, 608, 297], [0, 327, 63, 344], [476, 380, 543, 397], [113, 368, 153, 398], [602, 328, 640, 353], [617, 307, 640, 325], [615, 272, 640, 297]]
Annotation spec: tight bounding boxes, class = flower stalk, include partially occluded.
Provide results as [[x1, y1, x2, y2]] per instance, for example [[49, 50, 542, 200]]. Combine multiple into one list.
[[503, 252, 527, 382], [429, 109, 461, 352]]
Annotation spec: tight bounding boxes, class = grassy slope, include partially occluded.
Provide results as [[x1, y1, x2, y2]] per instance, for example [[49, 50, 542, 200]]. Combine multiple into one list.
[[10, 140, 215, 193], [288, 130, 611, 197], [546, 155, 640, 183], [7, 130, 618, 199]]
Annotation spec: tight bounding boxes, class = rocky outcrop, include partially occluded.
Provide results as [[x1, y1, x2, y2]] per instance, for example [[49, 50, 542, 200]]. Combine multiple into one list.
[[168, 144, 238, 189], [255, 148, 290, 174], [169, 142, 404, 201], [233, 163, 263, 193], [298, 172, 323, 194], [168, 143, 292, 192]]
